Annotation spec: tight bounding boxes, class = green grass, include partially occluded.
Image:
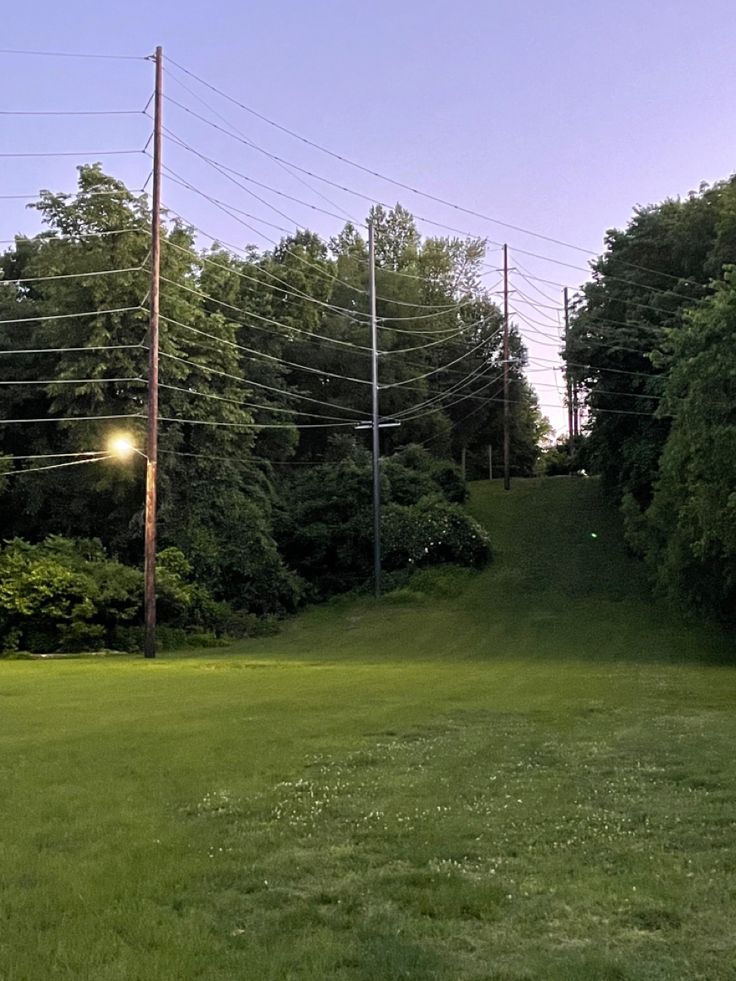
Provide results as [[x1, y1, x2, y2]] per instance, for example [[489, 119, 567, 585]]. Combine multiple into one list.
[[2, 477, 735, 980]]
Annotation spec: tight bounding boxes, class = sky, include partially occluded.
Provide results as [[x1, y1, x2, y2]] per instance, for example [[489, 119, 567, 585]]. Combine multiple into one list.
[[3, 0, 736, 435]]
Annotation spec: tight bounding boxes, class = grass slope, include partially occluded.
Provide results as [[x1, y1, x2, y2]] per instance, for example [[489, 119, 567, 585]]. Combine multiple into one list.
[[1, 477, 735, 980]]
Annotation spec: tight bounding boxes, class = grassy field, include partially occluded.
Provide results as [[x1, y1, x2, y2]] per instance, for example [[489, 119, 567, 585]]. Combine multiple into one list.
[[2, 478, 735, 980]]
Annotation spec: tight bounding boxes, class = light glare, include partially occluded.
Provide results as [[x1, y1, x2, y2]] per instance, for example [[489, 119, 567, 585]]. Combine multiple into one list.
[[108, 434, 136, 460]]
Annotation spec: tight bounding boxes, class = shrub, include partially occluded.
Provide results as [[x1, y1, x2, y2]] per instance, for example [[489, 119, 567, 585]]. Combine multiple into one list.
[[0, 537, 142, 654], [383, 497, 491, 571], [276, 446, 474, 598], [223, 611, 281, 638]]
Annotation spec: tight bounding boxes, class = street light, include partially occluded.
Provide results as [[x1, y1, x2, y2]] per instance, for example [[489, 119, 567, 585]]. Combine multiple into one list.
[[107, 433, 145, 461], [106, 431, 155, 658]]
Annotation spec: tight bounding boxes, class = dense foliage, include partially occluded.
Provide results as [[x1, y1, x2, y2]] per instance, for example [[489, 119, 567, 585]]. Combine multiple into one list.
[[276, 442, 488, 597], [0, 168, 545, 650], [567, 177, 736, 621]]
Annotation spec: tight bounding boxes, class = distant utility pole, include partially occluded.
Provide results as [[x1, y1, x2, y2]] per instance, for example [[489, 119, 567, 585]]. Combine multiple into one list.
[[564, 286, 573, 446], [503, 243, 511, 491], [144, 45, 163, 660], [488, 444, 493, 481], [368, 221, 381, 598]]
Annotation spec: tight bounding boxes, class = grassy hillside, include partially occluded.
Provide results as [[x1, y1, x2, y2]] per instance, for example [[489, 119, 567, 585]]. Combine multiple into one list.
[[1, 478, 734, 980]]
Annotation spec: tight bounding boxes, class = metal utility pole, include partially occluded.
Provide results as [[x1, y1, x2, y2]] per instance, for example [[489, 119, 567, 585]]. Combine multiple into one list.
[[488, 444, 493, 481], [564, 287, 573, 445], [144, 45, 163, 660], [502, 243, 511, 491], [368, 221, 381, 598]]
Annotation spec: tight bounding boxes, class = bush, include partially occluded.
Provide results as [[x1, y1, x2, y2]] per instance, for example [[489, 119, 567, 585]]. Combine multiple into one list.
[[383, 497, 491, 571], [0, 538, 241, 654], [276, 446, 473, 599], [0, 537, 142, 654], [430, 461, 467, 503], [222, 610, 281, 638]]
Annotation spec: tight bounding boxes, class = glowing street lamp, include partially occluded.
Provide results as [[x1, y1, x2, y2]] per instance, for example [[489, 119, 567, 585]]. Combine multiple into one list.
[[106, 431, 155, 658], [107, 433, 145, 461]]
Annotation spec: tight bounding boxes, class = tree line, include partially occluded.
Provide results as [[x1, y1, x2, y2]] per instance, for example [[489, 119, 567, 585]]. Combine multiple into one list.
[[0, 165, 546, 651], [567, 176, 736, 623]]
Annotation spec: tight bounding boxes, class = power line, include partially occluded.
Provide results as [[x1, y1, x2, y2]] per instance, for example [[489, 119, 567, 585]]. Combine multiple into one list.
[[162, 180, 291, 234], [158, 381, 358, 422], [161, 269, 371, 351], [399, 370, 506, 422], [166, 57, 705, 290], [393, 363, 504, 419], [163, 90, 499, 240], [0, 413, 143, 426], [0, 193, 147, 203], [0, 304, 144, 326], [383, 330, 501, 389], [1, 265, 145, 286], [0, 48, 146, 60], [4, 450, 110, 460], [0, 376, 143, 387], [530, 379, 664, 401], [160, 311, 372, 385], [0, 148, 145, 158], [157, 349, 365, 416], [0, 109, 144, 116], [161, 123, 504, 245], [382, 315, 499, 355], [526, 354, 658, 379], [161, 235, 374, 332], [504, 251, 705, 304], [0, 343, 145, 356], [161, 126, 358, 227], [163, 77, 359, 225], [3, 455, 114, 477], [161, 180, 480, 316], [158, 413, 355, 430]]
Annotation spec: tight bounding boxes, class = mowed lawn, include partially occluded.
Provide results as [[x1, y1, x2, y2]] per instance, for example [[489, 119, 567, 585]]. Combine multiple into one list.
[[1, 479, 735, 980]]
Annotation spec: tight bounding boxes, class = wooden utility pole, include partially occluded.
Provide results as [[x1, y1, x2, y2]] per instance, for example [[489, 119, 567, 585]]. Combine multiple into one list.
[[368, 221, 381, 598], [564, 287, 573, 446], [502, 243, 510, 490], [144, 45, 163, 659]]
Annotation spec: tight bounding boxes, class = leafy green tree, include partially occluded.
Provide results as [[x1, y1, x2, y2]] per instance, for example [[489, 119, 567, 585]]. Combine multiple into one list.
[[642, 271, 736, 620]]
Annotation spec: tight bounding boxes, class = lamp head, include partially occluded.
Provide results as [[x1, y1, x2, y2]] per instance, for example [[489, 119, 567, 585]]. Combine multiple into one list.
[[108, 434, 137, 460]]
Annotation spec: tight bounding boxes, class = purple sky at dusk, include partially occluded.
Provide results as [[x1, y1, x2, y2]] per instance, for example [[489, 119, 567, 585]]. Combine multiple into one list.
[[3, 1, 736, 434]]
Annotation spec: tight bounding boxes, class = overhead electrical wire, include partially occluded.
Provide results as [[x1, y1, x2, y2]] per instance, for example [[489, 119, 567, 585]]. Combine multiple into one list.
[[0, 413, 143, 426], [163, 76, 358, 225], [383, 330, 501, 389], [160, 168, 499, 322], [157, 381, 360, 422], [0, 376, 143, 387], [0, 148, 146, 158], [0, 48, 146, 61], [161, 184, 476, 317], [1, 265, 145, 286], [160, 275, 372, 354], [0, 304, 144, 326], [0, 108, 145, 117], [158, 413, 355, 431], [398, 370, 506, 422], [0, 342, 145, 356], [3, 455, 114, 476], [4, 450, 109, 460], [157, 349, 365, 417], [166, 56, 706, 291], [160, 311, 371, 385], [161, 234, 373, 330]]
